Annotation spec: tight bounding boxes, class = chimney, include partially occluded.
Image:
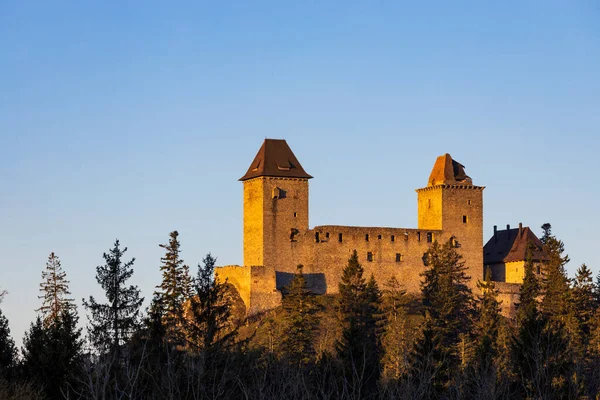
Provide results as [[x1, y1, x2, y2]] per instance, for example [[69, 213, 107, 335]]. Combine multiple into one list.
[[494, 225, 497, 243], [507, 224, 510, 240], [519, 222, 523, 238]]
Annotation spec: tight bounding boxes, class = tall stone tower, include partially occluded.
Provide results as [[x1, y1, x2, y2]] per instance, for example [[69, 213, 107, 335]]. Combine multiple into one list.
[[416, 154, 485, 283], [239, 139, 312, 272]]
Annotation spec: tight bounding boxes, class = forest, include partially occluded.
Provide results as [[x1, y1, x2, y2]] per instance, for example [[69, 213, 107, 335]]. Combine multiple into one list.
[[0, 224, 599, 400]]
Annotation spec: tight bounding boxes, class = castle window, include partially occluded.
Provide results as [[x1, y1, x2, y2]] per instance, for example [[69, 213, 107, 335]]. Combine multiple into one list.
[[365, 234, 369, 241], [325, 232, 330, 239], [404, 233, 409, 241], [428, 199, 431, 209], [391, 235, 395, 242], [427, 232, 433, 243], [463, 215, 468, 224], [293, 212, 297, 217], [367, 252, 373, 262], [339, 233, 343, 242], [378, 234, 382, 240], [396, 253, 403, 262], [315, 232, 320, 243], [290, 228, 299, 242], [468, 200, 472, 205], [417, 232, 421, 241], [272, 187, 286, 199]]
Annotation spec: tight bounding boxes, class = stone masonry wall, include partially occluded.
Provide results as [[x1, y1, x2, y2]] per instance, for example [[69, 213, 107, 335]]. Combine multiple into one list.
[[293, 226, 444, 295], [495, 281, 521, 318]]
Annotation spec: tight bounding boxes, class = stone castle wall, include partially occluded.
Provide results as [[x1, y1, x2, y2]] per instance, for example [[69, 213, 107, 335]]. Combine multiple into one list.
[[494, 281, 521, 318], [215, 264, 282, 315], [293, 226, 444, 295]]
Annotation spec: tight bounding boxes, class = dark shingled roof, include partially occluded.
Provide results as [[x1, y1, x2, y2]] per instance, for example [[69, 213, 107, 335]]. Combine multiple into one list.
[[428, 153, 473, 186], [484, 226, 549, 264], [239, 139, 313, 181]]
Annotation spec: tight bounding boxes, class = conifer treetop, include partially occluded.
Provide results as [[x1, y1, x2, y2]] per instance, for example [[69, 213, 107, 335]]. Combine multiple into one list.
[[38, 252, 75, 327]]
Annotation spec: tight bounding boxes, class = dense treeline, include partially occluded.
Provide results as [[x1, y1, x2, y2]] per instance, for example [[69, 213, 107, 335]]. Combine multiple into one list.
[[1, 224, 600, 399]]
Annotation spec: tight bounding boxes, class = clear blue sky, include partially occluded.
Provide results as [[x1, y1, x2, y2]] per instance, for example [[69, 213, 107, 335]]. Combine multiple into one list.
[[1, 1, 598, 347]]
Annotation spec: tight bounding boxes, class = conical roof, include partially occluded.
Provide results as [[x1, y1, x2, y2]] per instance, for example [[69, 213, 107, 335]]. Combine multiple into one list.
[[427, 153, 472, 186], [239, 139, 313, 181]]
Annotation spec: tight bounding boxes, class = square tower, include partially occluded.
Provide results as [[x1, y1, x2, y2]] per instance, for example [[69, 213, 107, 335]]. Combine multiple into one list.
[[240, 139, 312, 271], [416, 154, 485, 283]]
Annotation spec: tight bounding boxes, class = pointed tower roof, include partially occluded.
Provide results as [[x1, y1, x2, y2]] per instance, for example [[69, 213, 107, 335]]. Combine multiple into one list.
[[427, 153, 472, 186], [239, 139, 313, 181]]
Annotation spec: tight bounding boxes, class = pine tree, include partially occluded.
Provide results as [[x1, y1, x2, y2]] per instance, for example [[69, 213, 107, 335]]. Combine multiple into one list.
[[594, 269, 600, 307], [380, 277, 411, 381], [185, 253, 237, 355], [336, 250, 381, 397], [475, 268, 502, 365], [0, 307, 16, 380], [38, 252, 75, 328], [468, 268, 505, 397], [420, 240, 475, 369], [540, 223, 570, 321], [512, 253, 572, 398], [153, 231, 192, 338], [571, 264, 597, 350], [83, 239, 143, 356], [408, 319, 446, 399], [21, 311, 83, 399], [279, 264, 319, 367]]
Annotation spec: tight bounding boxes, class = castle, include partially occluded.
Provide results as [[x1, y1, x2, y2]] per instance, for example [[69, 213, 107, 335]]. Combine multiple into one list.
[[216, 139, 546, 316]]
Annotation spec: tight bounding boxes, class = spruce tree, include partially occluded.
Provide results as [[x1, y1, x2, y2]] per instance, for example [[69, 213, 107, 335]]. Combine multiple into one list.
[[571, 264, 596, 350], [512, 253, 571, 398], [420, 240, 475, 369], [153, 231, 192, 338], [468, 268, 505, 397], [475, 269, 502, 367], [38, 252, 75, 327], [380, 277, 411, 380], [185, 253, 237, 355], [83, 239, 143, 356], [336, 250, 381, 397], [540, 223, 570, 321], [279, 264, 319, 367], [408, 319, 445, 399], [21, 311, 83, 399], [594, 269, 600, 307], [0, 307, 16, 380]]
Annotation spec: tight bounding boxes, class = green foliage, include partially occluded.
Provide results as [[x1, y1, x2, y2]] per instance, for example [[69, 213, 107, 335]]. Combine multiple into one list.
[[83, 239, 143, 356], [185, 253, 237, 355], [380, 277, 415, 381], [152, 231, 193, 339], [540, 223, 571, 321], [420, 240, 476, 366], [512, 253, 573, 399], [279, 265, 319, 367], [21, 311, 83, 399], [475, 269, 502, 365], [0, 307, 16, 380], [336, 250, 382, 397], [408, 320, 446, 399], [571, 264, 597, 350]]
